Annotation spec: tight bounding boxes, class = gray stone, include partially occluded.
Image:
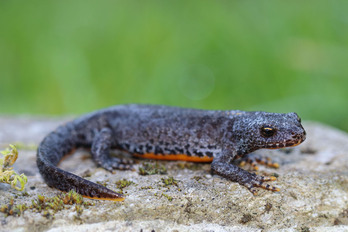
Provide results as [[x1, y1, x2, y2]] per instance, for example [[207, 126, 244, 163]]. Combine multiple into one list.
[[0, 117, 348, 232]]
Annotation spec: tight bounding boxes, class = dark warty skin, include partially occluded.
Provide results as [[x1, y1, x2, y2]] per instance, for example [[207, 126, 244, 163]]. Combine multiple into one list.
[[37, 104, 306, 201]]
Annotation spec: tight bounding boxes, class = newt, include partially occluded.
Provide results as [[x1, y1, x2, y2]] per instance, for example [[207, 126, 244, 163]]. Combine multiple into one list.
[[37, 104, 306, 201]]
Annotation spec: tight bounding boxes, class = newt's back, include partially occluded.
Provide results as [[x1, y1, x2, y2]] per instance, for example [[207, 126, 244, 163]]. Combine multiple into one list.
[[104, 104, 235, 159]]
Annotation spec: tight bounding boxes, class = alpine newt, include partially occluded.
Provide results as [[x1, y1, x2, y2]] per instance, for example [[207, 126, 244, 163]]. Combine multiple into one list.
[[37, 104, 306, 201]]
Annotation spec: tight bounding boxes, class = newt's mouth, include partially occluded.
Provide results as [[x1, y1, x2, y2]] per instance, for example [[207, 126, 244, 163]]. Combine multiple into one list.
[[265, 134, 306, 149]]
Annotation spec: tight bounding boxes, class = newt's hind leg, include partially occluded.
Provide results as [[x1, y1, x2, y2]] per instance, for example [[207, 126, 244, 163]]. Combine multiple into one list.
[[91, 128, 133, 171], [238, 153, 279, 171]]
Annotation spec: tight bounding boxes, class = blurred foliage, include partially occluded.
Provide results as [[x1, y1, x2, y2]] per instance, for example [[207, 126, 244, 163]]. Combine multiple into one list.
[[0, 1, 347, 131]]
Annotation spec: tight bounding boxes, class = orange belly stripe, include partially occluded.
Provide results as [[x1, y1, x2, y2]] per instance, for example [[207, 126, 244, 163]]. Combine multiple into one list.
[[133, 153, 214, 163]]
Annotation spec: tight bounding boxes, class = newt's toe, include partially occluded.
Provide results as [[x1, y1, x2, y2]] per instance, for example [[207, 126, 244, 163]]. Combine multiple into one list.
[[244, 174, 280, 195], [262, 176, 277, 182], [259, 182, 280, 192]]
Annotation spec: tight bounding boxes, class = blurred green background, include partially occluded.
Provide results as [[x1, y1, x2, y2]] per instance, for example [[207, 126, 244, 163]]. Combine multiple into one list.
[[1, 1, 347, 131]]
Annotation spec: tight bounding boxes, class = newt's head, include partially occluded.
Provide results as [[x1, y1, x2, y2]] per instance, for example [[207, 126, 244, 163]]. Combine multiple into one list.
[[231, 111, 306, 153]]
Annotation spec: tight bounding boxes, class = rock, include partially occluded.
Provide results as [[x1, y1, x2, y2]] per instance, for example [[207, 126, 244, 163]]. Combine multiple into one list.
[[0, 117, 347, 232]]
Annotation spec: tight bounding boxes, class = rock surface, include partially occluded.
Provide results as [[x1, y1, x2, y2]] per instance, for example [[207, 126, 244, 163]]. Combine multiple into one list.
[[0, 116, 348, 232]]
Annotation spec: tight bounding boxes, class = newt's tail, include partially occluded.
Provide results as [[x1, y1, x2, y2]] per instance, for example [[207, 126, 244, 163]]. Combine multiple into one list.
[[36, 123, 125, 201]]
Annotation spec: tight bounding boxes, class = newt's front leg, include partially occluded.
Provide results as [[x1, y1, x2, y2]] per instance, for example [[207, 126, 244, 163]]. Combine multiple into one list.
[[211, 151, 279, 195]]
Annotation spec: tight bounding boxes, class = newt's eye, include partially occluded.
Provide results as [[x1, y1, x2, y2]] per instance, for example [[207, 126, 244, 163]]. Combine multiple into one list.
[[260, 125, 276, 138]]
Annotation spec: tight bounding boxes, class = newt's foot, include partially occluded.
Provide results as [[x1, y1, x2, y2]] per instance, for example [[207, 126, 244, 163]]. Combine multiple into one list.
[[98, 157, 134, 172], [239, 153, 279, 171], [243, 173, 279, 195]]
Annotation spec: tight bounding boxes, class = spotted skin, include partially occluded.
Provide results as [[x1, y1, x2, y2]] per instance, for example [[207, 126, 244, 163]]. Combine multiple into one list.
[[37, 104, 306, 201]]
